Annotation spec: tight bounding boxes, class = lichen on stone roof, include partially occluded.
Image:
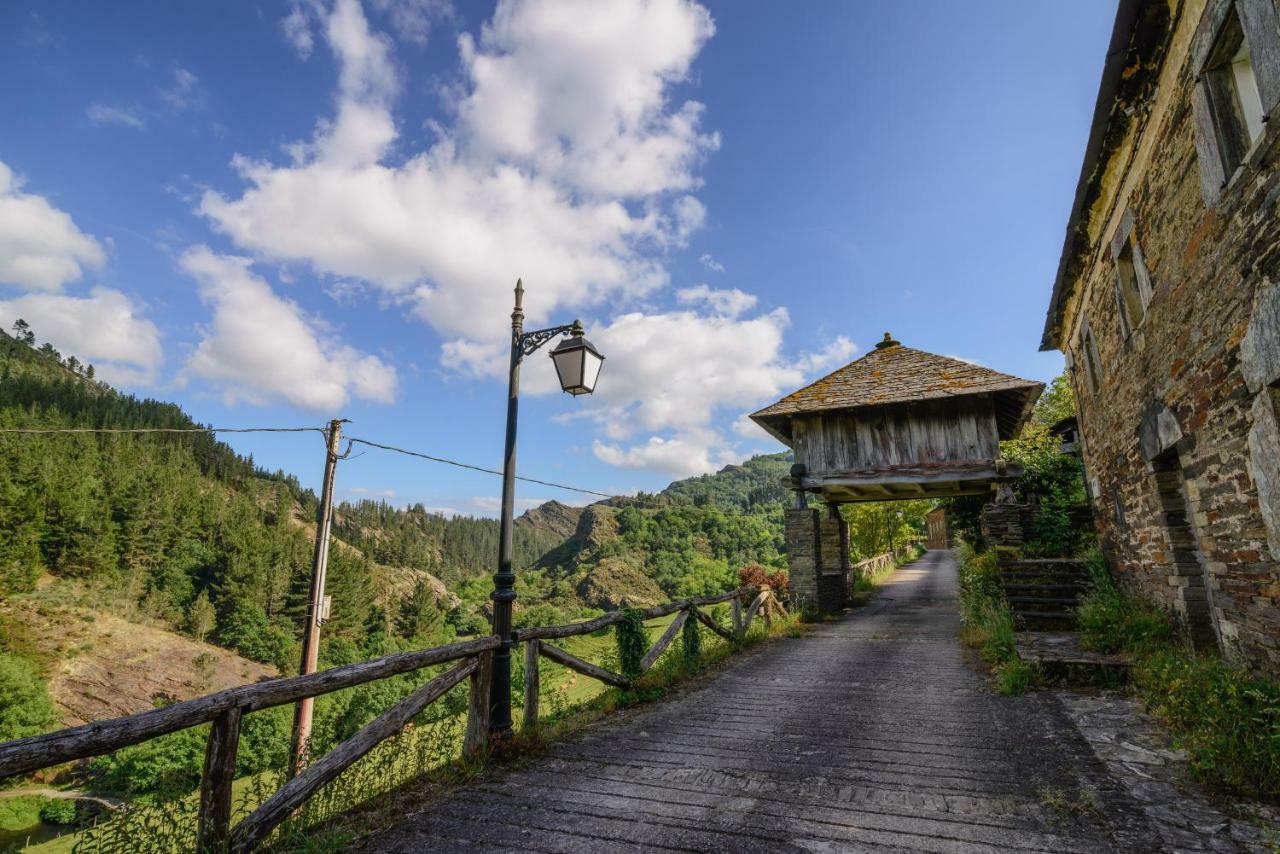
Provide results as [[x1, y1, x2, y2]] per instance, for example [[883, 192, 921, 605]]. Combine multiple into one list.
[[751, 335, 1041, 420]]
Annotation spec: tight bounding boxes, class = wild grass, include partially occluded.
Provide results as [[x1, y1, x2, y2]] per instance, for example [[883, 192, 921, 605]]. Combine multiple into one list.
[[955, 541, 1040, 695], [47, 606, 799, 852], [1074, 548, 1280, 800]]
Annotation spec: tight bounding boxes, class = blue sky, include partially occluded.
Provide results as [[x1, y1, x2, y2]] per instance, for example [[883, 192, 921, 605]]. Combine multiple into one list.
[[0, 0, 1114, 515]]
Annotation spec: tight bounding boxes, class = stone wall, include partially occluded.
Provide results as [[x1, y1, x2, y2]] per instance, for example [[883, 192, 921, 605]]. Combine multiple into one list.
[[979, 502, 1032, 548], [1057, 0, 1280, 670], [784, 506, 849, 614], [784, 508, 820, 613]]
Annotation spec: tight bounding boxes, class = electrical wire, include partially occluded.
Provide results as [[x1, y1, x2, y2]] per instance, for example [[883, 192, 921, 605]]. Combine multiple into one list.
[[346, 436, 616, 499], [0, 426, 325, 435]]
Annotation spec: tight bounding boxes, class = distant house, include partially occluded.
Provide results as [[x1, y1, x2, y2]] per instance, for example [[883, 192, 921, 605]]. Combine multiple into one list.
[[925, 506, 950, 551], [1042, 0, 1280, 668]]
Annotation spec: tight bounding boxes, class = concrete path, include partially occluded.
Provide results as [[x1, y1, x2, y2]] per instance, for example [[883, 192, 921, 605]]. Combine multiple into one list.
[[358, 550, 1232, 852]]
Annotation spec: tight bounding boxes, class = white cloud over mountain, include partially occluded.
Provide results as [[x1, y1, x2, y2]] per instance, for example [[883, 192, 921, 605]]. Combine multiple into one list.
[[181, 246, 397, 410], [0, 161, 106, 292], [0, 287, 163, 386]]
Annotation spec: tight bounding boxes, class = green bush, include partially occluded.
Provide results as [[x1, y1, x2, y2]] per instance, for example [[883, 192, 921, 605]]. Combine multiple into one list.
[[681, 613, 701, 663], [1074, 548, 1279, 798], [996, 659, 1039, 696], [614, 609, 647, 680], [89, 725, 206, 798], [1135, 649, 1280, 798], [0, 652, 57, 742], [1075, 548, 1172, 654], [38, 797, 78, 825]]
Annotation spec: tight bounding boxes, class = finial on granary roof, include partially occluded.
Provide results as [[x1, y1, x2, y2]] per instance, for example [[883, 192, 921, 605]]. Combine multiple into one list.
[[874, 332, 900, 350]]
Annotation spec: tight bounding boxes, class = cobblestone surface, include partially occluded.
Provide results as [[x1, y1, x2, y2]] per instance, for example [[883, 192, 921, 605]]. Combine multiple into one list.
[[359, 551, 1257, 852]]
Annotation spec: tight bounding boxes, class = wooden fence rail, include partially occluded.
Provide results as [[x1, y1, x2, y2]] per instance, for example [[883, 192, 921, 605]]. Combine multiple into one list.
[[520, 586, 786, 730], [0, 584, 784, 851]]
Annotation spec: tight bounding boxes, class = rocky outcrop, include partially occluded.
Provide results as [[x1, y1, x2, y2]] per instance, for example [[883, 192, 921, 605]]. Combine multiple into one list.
[[575, 557, 665, 611], [518, 500, 585, 542]]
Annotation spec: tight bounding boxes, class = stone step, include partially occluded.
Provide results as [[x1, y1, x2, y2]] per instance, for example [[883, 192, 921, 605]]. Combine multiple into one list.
[[1002, 583, 1084, 592], [1012, 609, 1075, 621], [1007, 597, 1077, 609]]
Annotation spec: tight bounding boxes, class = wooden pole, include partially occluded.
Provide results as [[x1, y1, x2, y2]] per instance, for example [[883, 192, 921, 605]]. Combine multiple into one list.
[[465, 650, 494, 757], [522, 640, 540, 732], [197, 705, 242, 854], [290, 418, 343, 775]]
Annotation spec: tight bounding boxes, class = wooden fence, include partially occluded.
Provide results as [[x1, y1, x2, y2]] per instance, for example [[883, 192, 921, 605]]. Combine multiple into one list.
[[847, 543, 923, 597], [516, 586, 786, 729], [0, 585, 783, 852]]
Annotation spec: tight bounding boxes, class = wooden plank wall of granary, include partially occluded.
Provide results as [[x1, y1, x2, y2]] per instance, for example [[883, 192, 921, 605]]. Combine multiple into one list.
[[791, 397, 1000, 474]]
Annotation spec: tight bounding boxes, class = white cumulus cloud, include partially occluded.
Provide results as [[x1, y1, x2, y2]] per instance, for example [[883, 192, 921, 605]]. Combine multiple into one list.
[[0, 161, 106, 291], [676, 284, 756, 318], [202, 0, 716, 346], [0, 287, 162, 386], [180, 245, 397, 410]]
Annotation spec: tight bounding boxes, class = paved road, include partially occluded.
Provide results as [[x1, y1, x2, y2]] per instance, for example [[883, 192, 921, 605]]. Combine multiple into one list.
[[362, 550, 1169, 852]]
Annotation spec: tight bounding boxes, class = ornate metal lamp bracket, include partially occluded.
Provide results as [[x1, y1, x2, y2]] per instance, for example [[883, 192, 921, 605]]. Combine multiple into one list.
[[517, 321, 582, 358]]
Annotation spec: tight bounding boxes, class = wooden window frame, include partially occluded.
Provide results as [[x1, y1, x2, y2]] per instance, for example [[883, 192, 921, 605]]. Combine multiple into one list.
[[1191, 0, 1280, 205], [1110, 208, 1154, 338]]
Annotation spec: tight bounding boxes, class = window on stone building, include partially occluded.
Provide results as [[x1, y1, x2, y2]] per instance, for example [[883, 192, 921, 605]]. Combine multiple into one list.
[[1114, 229, 1153, 336], [1205, 6, 1265, 172], [1192, 0, 1279, 202]]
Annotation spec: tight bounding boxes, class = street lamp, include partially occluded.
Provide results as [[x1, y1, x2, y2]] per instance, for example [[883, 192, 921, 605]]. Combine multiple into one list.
[[490, 279, 604, 738]]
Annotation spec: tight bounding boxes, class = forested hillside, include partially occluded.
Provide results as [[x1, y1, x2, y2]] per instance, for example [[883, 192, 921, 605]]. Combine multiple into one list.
[[0, 325, 814, 748]]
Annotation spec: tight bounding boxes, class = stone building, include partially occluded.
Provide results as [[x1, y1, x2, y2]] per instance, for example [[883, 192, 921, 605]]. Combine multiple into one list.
[[1042, 0, 1280, 668]]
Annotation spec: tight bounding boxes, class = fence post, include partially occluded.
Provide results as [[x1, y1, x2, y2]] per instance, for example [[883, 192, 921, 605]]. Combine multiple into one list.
[[197, 705, 242, 854], [522, 640, 540, 732], [291, 418, 345, 775], [731, 595, 742, 638], [465, 649, 494, 756]]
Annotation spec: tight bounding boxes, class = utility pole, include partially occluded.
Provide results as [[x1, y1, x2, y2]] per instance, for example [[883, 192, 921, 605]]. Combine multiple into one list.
[[290, 418, 344, 774]]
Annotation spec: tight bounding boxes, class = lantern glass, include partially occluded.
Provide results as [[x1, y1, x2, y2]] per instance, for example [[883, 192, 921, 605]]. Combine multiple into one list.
[[550, 335, 604, 395]]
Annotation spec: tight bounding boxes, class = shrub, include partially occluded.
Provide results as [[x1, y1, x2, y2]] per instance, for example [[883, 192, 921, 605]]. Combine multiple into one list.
[[737, 564, 789, 599], [681, 613, 701, 663], [614, 609, 647, 680], [1075, 548, 1172, 654], [1134, 649, 1280, 798], [996, 659, 1039, 696], [38, 797, 78, 826], [0, 652, 57, 742], [90, 725, 207, 798], [954, 542, 1037, 694]]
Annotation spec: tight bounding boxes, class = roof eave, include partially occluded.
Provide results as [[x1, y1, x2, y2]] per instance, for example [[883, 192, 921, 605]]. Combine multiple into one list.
[[748, 413, 792, 447], [1041, 0, 1144, 352]]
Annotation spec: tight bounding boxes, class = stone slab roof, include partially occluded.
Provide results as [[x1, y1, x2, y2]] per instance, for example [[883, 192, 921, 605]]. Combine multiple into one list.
[[750, 336, 1043, 444]]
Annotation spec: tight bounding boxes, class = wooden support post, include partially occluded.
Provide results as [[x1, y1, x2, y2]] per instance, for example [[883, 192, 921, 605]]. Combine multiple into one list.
[[691, 606, 738, 643], [522, 640, 540, 732], [539, 642, 630, 689], [231, 659, 475, 853], [197, 705, 242, 854], [731, 596, 742, 637], [291, 418, 344, 775], [464, 649, 493, 756], [640, 609, 688, 671]]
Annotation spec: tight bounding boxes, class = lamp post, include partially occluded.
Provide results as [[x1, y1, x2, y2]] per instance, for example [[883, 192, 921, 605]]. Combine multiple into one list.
[[491, 278, 604, 738]]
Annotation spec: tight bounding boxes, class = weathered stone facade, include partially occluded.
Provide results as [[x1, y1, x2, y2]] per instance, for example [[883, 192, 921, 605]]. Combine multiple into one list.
[[1043, 0, 1280, 670], [784, 507, 849, 614]]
